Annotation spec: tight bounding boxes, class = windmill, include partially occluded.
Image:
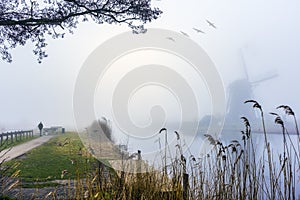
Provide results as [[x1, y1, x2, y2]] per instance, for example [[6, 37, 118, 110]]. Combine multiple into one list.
[[224, 48, 278, 130], [199, 47, 278, 132]]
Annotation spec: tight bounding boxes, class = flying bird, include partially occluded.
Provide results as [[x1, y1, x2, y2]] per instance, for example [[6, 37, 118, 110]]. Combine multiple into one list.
[[206, 19, 217, 29], [192, 27, 205, 34], [180, 31, 189, 37], [166, 37, 175, 42]]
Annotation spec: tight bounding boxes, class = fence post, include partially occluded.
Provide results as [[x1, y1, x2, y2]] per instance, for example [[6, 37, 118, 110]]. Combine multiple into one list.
[[0, 130, 34, 146]]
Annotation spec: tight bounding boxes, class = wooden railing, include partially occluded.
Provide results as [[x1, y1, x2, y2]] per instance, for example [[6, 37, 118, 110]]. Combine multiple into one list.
[[0, 130, 34, 146]]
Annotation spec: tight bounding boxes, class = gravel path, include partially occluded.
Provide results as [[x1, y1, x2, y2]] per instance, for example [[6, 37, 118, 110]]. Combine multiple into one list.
[[0, 135, 55, 162]]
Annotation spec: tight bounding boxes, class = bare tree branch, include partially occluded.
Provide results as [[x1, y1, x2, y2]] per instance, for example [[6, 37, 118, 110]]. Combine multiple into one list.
[[0, 0, 162, 63]]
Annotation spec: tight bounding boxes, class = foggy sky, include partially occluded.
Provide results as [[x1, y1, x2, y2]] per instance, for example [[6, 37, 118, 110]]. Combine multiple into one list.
[[1, 0, 300, 132]]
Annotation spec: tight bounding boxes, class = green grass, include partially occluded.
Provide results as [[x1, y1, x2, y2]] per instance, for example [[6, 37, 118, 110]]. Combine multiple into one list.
[[21, 182, 61, 189], [4, 132, 97, 182]]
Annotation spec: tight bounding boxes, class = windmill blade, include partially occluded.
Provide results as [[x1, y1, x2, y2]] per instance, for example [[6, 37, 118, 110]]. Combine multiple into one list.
[[251, 72, 278, 85], [240, 48, 250, 81], [240, 47, 278, 86]]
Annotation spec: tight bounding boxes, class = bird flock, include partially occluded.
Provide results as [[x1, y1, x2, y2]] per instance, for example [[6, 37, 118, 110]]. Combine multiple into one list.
[[166, 19, 217, 42], [180, 19, 216, 37]]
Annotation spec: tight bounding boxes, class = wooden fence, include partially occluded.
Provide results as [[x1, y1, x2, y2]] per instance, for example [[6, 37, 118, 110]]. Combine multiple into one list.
[[0, 130, 34, 146]]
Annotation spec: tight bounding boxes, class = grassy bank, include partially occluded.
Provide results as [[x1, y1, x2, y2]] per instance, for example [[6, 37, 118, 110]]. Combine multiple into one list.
[[4, 132, 97, 182]]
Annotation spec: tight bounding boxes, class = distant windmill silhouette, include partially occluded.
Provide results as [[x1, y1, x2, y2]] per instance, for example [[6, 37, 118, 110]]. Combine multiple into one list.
[[225, 48, 278, 129], [199, 48, 278, 131]]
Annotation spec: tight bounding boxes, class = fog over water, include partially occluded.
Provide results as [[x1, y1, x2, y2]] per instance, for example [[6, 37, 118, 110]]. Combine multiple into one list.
[[1, 1, 299, 194], [0, 0, 299, 141]]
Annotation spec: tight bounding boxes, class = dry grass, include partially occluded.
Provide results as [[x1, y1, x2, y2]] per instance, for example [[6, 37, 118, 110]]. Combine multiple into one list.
[[1, 102, 299, 199], [64, 102, 299, 200]]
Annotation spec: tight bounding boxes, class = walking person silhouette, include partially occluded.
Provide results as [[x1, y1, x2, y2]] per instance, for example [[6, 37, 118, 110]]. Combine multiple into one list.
[[38, 122, 43, 136]]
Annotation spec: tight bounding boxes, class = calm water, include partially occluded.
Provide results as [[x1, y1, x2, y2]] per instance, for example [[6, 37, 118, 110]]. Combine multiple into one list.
[[83, 120, 300, 197], [111, 127, 300, 196]]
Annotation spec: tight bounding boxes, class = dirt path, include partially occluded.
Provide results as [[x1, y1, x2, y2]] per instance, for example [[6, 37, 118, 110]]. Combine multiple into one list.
[[0, 135, 55, 162]]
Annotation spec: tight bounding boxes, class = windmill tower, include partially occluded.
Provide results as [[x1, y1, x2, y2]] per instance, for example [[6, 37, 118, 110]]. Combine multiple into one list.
[[225, 48, 278, 130]]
